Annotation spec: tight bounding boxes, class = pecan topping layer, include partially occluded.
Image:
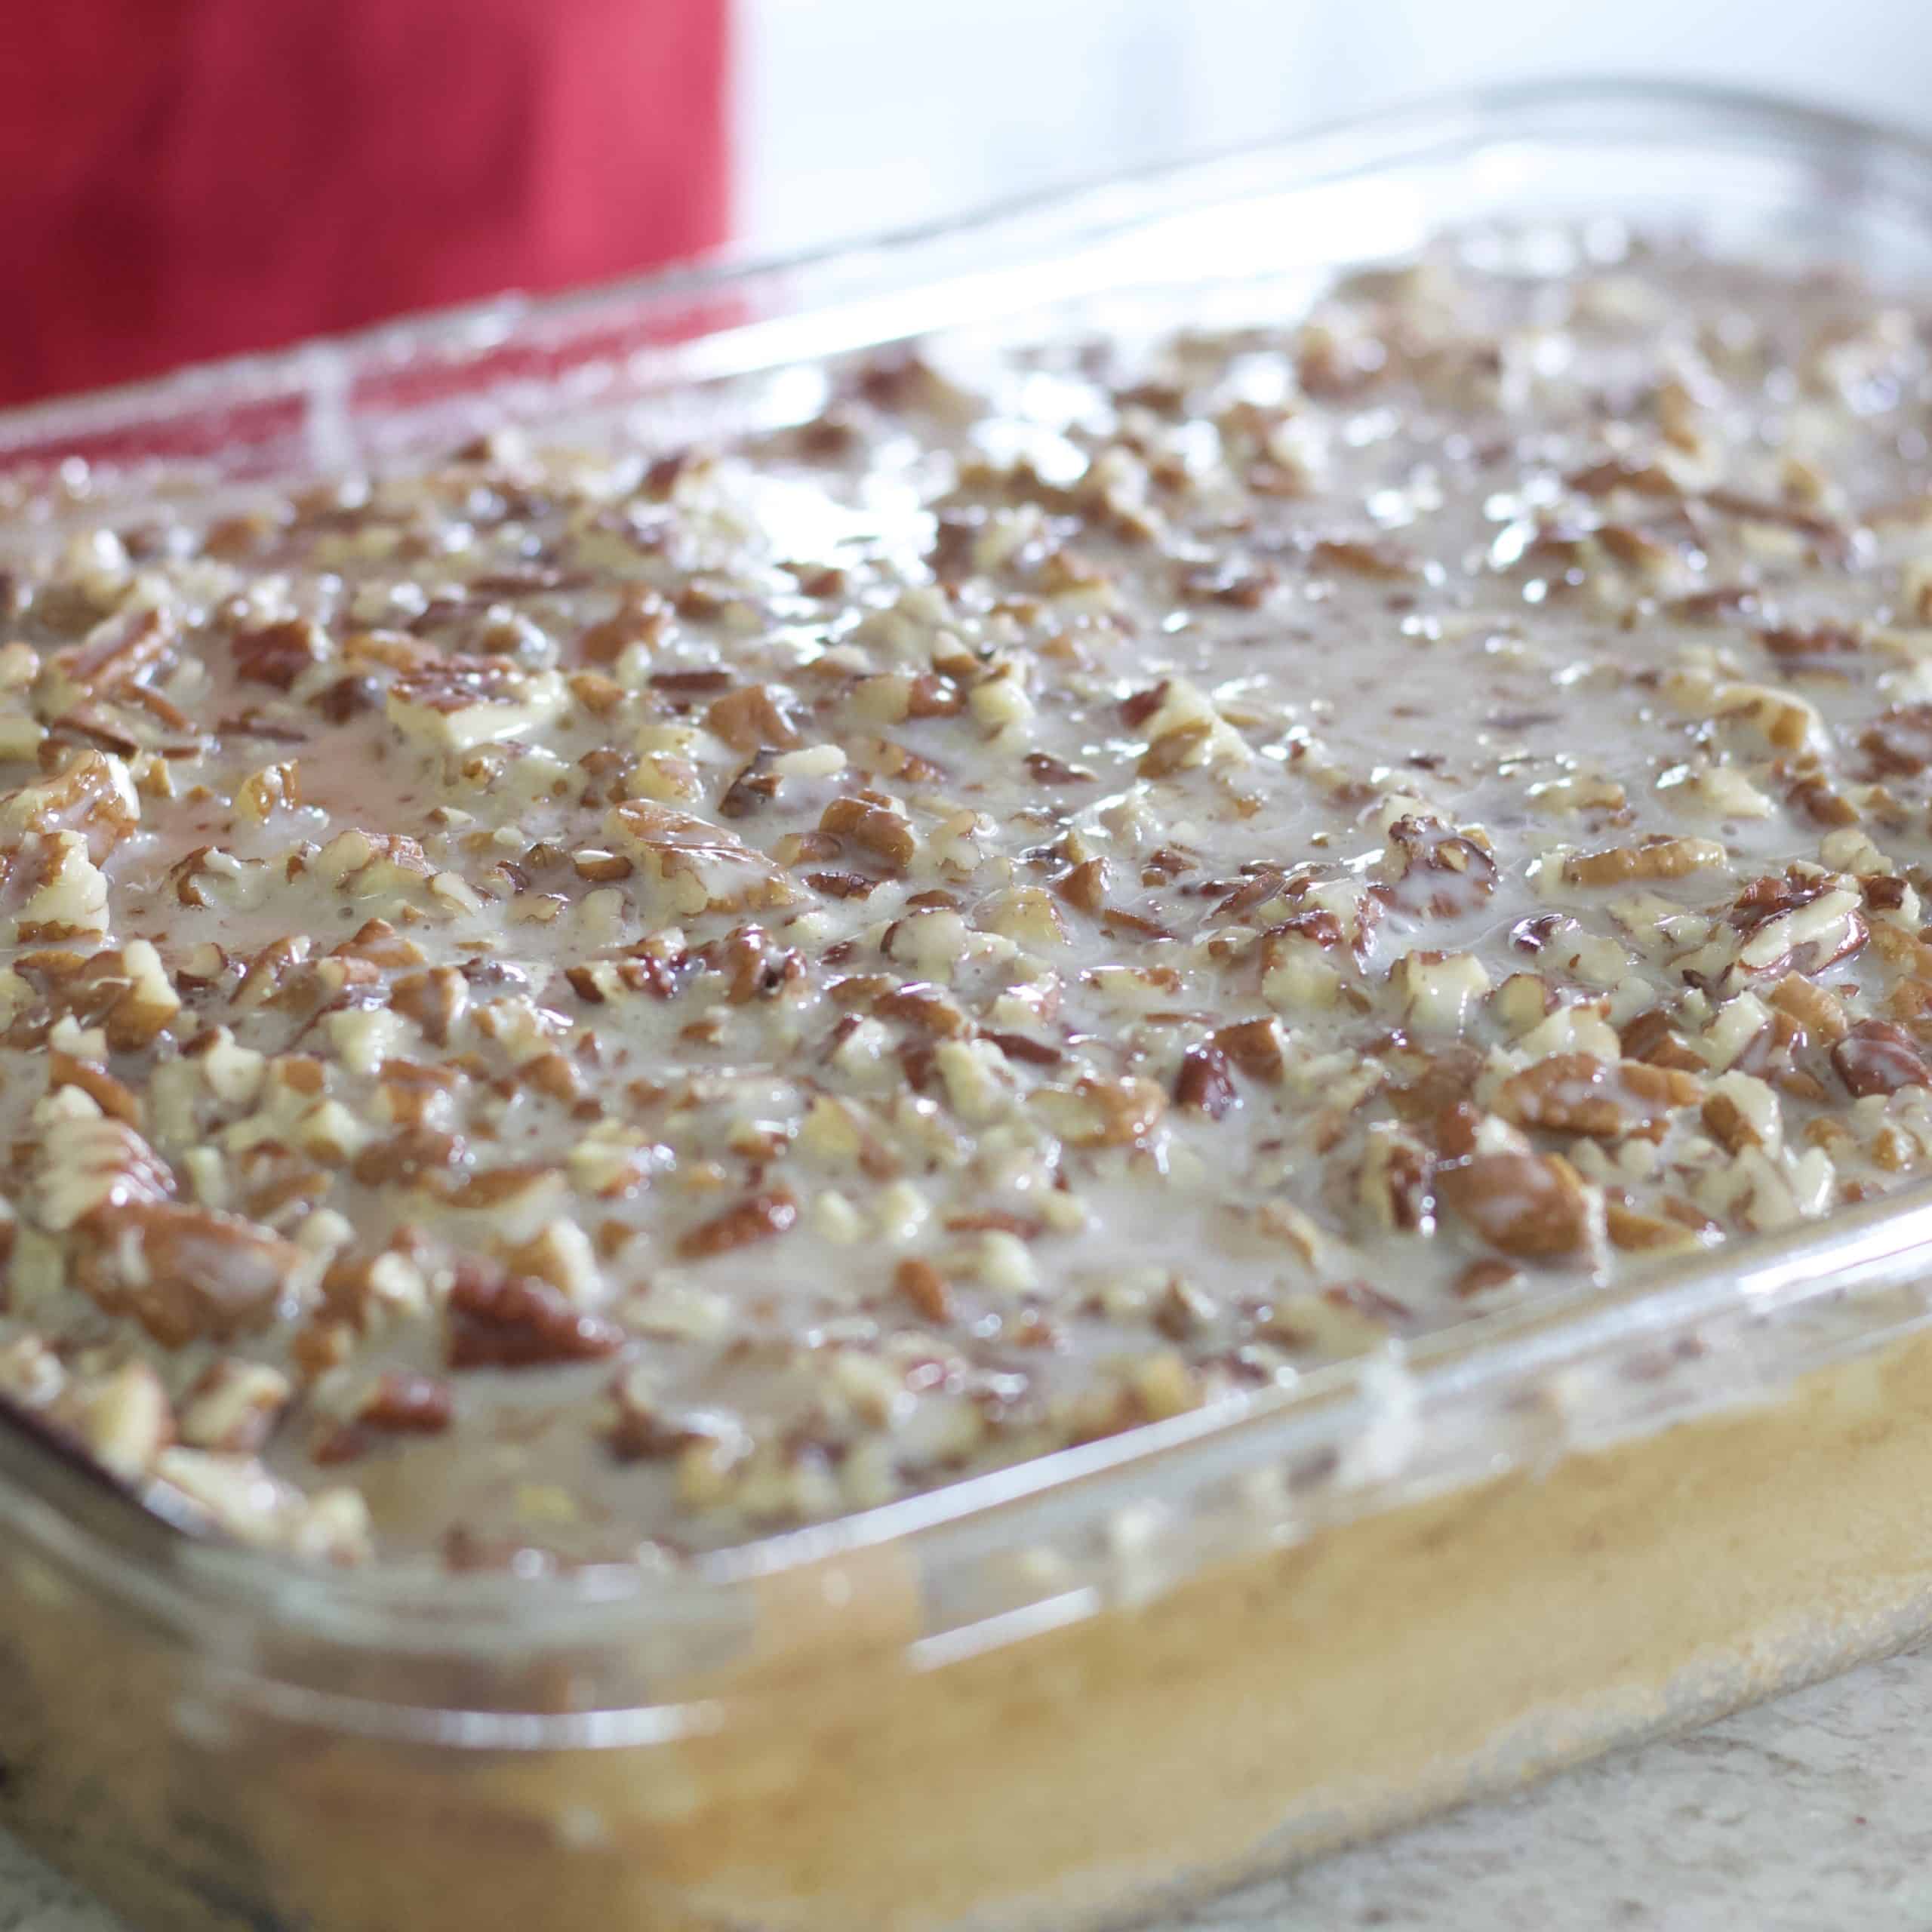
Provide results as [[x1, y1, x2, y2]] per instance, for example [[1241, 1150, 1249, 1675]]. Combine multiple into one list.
[[1, 232, 1929, 1564]]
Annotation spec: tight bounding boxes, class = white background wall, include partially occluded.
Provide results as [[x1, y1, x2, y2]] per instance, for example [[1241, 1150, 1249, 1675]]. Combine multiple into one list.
[[737, 0, 1932, 256]]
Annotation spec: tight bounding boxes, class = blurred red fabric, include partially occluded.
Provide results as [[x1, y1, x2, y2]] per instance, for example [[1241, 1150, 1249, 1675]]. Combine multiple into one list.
[[0, 0, 731, 406]]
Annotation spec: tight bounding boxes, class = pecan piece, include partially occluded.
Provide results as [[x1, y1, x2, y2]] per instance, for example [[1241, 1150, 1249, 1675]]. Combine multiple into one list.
[[1174, 1044, 1237, 1118], [1832, 1020, 1932, 1098], [390, 967, 469, 1046], [447, 1266, 623, 1369], [894, 1257, 955, 1323], [1757, 623, 1860, 663], [315, 674, 380, 722], [0, 751, 140, 863], [358, 1371, 455, 1434], [1562, 835, 1726, 886], [1858, 706, 1932, 780], [820, 795, 916, 869], [874, 982, 968, 1036], [41, 605, 177, 708], [233, 619, 329, 691], [1769, 974, 1848, 1045], [1024, 751, 1095, 785], [1617, 1008, 1706, 1072], [605, 1371, 750, 1469], [1311, 536, 1416, 580], [1566, 457, 1680, 499], [1210, 1016, 1286, 1082], [1495, 1054, 1699, 1137], [981, 1029, 1062, 1066], [1357, 1124, 1436, 1233], [1438, 1152, 1592, 1260], [73, 1201, 301, 1348], [1053, 856, 1109, 915], [606, 800, 800, 916], [60, 1361, 173, 1483], [1176, 564, 1275, 608], [706, 683, 802, 752], [1385, 817, 1498, 912], [677, 1188, 800, 1260], [804, 869, 875, 900], [1604, 1201, 1706, 1254], [178, 1359, 291, 1454], [578, 589, 669, 665], [1033, 1075, 1167, 1148]]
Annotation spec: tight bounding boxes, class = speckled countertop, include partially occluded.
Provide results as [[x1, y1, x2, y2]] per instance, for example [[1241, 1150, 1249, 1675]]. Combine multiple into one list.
[[1, 1647, 1927, 1930]]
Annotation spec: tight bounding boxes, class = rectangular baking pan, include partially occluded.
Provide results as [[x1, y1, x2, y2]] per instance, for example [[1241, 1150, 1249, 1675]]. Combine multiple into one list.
[[8, 78, 1932, 1932]]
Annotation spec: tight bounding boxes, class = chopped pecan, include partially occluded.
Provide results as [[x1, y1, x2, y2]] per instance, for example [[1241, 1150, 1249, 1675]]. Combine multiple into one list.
[[1438, 1151, 1593, 1260], [1053, 856, 1109, 915], [1511, 913, 1562, 955], [315, 674, 380, 722], [1311, 536, 1416, 580], [605, 1374, 750, 1467], [1210, 1016, 1286, 1082], [706, 683, 802, 752], [804, 869, 876, 900], [1138, 721, 1212, 777], [820, 795, 916, 869], [232, 619, 329, 691], [446, 1265, 623, 1369], [73, 1201, 301, 1348], [874, 982, 968, 1036], [1177, 563, 1275, 608], [715, 924, 804, 1004], [1385, 817, 1498, 910], [1357, 1124, 1436, 1233], [0, 751, 139, 863], [1769, 974, 1848, 1044], [1757, 623, 1860, 662], [1857, 704, 1932, 780], [1832, 1020, 1932, 1098], [1618, 1008, 1706, 1072], [718, 749, 777, 819], [894, 1257, 955, 1323], [1034, 1075, 1167, 1148], [1604, 1201, 1706, 1253], [41, 605, 177, 708], [607, 799, 799, 915], [352, 1128, 463, 1189], [60, 1361, 173, 1482], [236, 759, 301, 821], [1495, 1054, 1699, 1137], [676, 1189, 800, 1260], [178, 1359, 291, 1454], [358, 1372, 455, 1433], [1024, 751, 1096, 785], [1787, 771, 1858, 827], [49, 1048, 143, 1127], [981, 1029, 1063, 1066], [906, 673, 964, 718], [1563, 835, 1726, 886], [1174, 1044, 1237, 1118], [391, 967, 469, 1045], [944, 1209, 1042, 1238], [578, 589, 669, 664], [1566, 457, 1680, 498]]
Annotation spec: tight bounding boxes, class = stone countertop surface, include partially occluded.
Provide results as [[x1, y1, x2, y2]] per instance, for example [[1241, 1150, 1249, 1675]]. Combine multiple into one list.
[[2, 1647, 1929, 1931]]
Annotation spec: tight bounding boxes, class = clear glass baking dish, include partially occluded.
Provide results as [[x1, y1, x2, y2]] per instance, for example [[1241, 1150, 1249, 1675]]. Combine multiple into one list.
[[8, 77, 1932, 1932]]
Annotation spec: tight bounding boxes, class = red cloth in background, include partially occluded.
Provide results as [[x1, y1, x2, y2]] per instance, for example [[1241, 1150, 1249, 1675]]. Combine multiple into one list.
[[0, 0, 731, 405]]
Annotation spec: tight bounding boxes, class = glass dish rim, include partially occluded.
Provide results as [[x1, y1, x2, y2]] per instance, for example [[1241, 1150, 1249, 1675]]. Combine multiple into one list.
[[6, 72, 1932, 460], [6, 72, 1932, 1698]]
